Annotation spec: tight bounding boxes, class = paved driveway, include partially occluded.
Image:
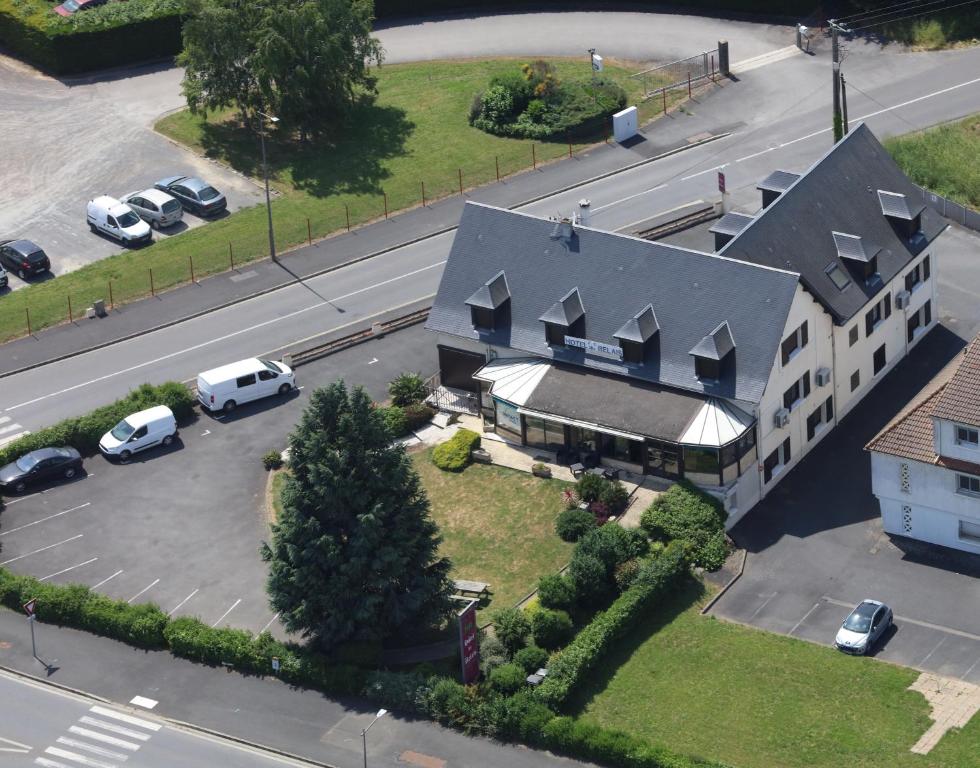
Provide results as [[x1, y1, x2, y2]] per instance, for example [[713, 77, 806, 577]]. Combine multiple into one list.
[[712, 224, 980, 681], [0, 323, 438, 633]]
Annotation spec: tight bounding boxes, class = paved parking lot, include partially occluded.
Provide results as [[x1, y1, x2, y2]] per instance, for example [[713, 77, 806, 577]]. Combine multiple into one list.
[[0, 56, 262, 287], [0, 323, 438, 633]]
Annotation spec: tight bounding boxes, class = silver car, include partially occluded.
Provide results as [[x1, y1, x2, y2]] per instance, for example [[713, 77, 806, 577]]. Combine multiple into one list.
[[835, 599, 893, 655], [122, 188, 184, 230]]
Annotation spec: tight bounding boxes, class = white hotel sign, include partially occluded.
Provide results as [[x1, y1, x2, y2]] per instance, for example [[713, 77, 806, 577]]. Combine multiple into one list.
[[564, 336, 624, 361]]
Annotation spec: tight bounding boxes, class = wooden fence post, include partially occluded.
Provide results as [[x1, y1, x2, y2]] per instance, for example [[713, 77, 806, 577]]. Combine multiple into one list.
[[67, 295, 73, 323], [345, 204, 351, 232], [495, 156, 500, 182], [307, 218, 312, 245], [383, 191, 388, 219], [567, 132, 572, 158], [108, 281, 114, 311], [663, 88, 667, 114], [458, 168, 463, 196], [149, 268, 155, 297], [421, 181, 426, 207], [229, 242, 234, 270], [25, 307, 32, 336], [532, 144, 536, 170], [189, 255, 195, 284]]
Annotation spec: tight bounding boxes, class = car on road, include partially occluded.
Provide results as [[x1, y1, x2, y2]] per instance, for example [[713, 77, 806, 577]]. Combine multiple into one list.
[[198, 358, 295, 413], [53, 0, 107, 16], [122, 188, 184, 230], [835, 599, 893, 655], [154, 175, 227, 218], [86, 196, 152, 246], [0, 239, 51, 280], [99, 405, 177, 462], [0, 447, 83, 494]]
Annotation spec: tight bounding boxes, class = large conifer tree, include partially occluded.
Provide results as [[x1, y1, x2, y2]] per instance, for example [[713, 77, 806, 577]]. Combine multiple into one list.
[[262, 382, 452, 651]]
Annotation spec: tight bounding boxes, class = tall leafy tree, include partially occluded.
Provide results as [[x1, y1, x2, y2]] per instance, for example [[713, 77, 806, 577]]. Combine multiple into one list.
[[262, 382, 452, 652]]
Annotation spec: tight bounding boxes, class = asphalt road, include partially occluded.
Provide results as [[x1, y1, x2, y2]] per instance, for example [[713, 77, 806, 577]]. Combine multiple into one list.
[[2, 43, 980, 437], [0, 324, 438, 634], [0, 669, 319, 768]]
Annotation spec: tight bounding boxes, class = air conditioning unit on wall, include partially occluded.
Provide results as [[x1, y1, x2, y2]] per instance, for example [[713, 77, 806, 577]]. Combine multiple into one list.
[[815, 367, 831, 387], [895, 290, 911, 310], [774, 408, 790, 428]]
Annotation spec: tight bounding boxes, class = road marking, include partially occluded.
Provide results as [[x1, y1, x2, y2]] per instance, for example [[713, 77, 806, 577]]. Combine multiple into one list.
[[88, 707, 161, 732], [681, 163, 728, 181], [4, 260, 447, 414], [919, 637, 948, 667], [125, 579, 160, 604], [0, 490, 41, 505], [963, 656, 980, 681], [44, 746, 115, 768], [128, 696, 157, 710], [40, 558, 98, 582], [748, 592, 778, 622], [200, 429, 211, 436], [822, 596, 980, 642], [0, 736, 31, 753], [76, 719, 149, 743], [0, 535, 83, 565], [591, 183, 667, 213], [0, 503, 91, 537], [789, 602, 822, 636], [259, 611, 281, 635], [90, 570, 123, 590], [67, 728, 139, 752], [167, 589, 199, 616], [212, 598, 242, 627], [368, 357, 379, 365], [35, 758, 71, 768], [55, 738, 127, 762]]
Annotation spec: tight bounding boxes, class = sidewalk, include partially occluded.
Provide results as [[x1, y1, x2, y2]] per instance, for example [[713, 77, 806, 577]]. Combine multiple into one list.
[[0, 82, 739, 379], [0, 608, 588, 768]]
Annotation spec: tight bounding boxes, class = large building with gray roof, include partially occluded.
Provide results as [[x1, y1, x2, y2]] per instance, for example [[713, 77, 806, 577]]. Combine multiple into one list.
[[425, 124, 946, 526]]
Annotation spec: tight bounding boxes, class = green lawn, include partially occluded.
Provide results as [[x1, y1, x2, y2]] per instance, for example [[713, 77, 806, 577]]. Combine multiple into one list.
[[412, 448, 574, 621], [0, 57, 684, 345], [573, 579, 980, 768], [885, 113, 980, 207]]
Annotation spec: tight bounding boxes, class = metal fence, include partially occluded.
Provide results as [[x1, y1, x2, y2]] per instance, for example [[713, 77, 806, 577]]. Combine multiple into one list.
[[915, 184, 980, 234], [631, 49, 719, 101]]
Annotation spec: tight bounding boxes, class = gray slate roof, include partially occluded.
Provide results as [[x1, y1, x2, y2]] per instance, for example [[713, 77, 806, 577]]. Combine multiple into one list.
[[710, 212, 755, 237], [690, 321, 736, 361], [466, 271, 510, 310], [757, 170, 800, 193], [615, 305, 659, 344], [426, 202, 801, 405], [722, 123, 945, 323], [832, 231, 880, 264], [540, 287, 585, 326], [878, 190, 925, 221]]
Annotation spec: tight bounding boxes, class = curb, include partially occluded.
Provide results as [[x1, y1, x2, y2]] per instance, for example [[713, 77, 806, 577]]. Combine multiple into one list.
[[699, 547, 747, 616], [0, 131, 729, 381], [0, 662, 339, 767]]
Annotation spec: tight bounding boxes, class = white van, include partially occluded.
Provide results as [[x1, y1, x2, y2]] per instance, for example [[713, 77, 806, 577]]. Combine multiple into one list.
[[197, 358, 295, 413], [99, 405, 177, 461], [86, 195, 152, 246]]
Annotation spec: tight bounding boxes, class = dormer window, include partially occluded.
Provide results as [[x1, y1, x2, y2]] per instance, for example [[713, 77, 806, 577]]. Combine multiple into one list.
[[539, 288, 585, 348], [614, 305, 659, 365], [833, 231, 881, 284], [690, 321, 735, 382], [465, 271, 510, 332], [878, 190, 925, 241]]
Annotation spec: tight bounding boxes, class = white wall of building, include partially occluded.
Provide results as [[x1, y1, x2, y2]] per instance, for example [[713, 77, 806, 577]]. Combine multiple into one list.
[[871, 451, 980, 554], [934, 417, 980, 465]]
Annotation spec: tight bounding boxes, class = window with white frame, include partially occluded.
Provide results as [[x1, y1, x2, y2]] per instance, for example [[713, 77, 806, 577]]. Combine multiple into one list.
[[956, 425, 979, 447], [957, 473, 980, 496], [783, 371, 811, 411], [960, 519, 980, 544], [781, 321, 809, 365], [906, 300, 932, 343], [905, 255, 931, 293], [865, 294, 891, 337]]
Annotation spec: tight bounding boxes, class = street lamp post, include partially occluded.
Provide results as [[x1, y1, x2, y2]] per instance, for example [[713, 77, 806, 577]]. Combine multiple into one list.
[[360, 708, 388, 768], [257, 110, 279, 262]]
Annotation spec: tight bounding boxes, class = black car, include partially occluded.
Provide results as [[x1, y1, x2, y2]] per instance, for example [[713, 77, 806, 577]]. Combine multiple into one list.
[[0, 263, 7, 289], [154, 175, 227, 218], [0, 447, 83, 494], [0, 239, 51, 280]]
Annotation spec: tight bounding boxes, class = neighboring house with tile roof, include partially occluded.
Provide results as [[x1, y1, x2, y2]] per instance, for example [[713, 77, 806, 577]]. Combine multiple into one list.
[[425, 124, 946, 528], [866, 336, 980, 554]]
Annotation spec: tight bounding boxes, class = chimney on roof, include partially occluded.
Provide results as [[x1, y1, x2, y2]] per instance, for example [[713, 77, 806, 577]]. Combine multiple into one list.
[[576, 199, 592, 227], [551, 215, 575, 243]]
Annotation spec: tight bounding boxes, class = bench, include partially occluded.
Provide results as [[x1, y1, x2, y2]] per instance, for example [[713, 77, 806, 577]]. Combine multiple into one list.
[[454, 579, 491, 599]]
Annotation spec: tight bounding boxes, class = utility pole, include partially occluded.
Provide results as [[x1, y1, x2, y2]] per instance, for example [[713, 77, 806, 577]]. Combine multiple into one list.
[[840, 73, 849, 135], [830, 19, 842, 143]]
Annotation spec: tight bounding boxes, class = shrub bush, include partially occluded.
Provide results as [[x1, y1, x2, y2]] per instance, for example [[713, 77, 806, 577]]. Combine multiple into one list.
[[432, 428, 480, 471], [492, 606, 530, 654], [388, 372, 428, 406], [404, 403, 436, 431], [576, 472, 607, 503], [567, 552, 610, 607], [489, 662, 526, 694], [535, 542, 688, 710], [614, 558, 641, 592], [0, 381, 195, 467], [555, 507, 596, 542], [640, 481, 729, 571], [531, 608, 574, 650], [378, 405, 409, 437], [479, 632, 510, 677], [513, 644, 549, 674], [262, 450, 284, 470], [537, 573, 575, 611]]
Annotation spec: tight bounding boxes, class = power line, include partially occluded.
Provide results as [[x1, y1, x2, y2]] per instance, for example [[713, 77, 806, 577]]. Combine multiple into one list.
[[834, 0, 953, 24], [846, 0, 980, 30]]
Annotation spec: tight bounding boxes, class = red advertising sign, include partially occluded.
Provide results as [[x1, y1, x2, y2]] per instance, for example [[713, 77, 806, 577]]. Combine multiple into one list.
[[718, 171, 726, 194], [457, 601, 480, 684]]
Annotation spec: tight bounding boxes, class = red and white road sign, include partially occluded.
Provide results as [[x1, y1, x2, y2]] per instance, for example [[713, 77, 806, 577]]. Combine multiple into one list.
[[23, 598, 37, 617], [718, 171, 727, 194]]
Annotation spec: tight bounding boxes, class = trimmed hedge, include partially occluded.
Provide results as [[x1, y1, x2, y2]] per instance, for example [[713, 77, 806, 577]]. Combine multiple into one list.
[[535, 541, 688, 710], [640, 481, 729, 571], [0, 381, 195, 469], [432, 428, 480, 471]]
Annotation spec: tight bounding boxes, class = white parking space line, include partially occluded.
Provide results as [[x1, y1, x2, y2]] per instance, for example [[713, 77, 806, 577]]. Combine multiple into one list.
[[258, 611, 281, 634], [963, 657, 980, 680], [76, 719, 149, 742], [90, 570, 123, 590], [44, 746, 115, 768], [919, 637, 948, 667], [0, 503, 91, 537], [0, 736, 31, 753], [1, 491, 41, 505], [748, 592, 778, 622], [822, 596, 980, 642], [0, 535, 83, 565], [211, 598, 242, 627], [125, 579, 160, 604], [40, 558, 98, 582], [88, 707, 161, 732], [67, 728, 138, 752], [788, 602, 822, 636], [167, 589, 199, 617]]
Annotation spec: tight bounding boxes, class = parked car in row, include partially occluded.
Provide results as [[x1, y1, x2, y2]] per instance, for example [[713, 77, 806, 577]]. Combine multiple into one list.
[[198, 358, 295, 413], [0, 239, 51, 280], [54, 0, 107, 16], [99, 405, 177, 462], [87, 196, 152, 246], [155, 176, 226, 218], [0, 447, 83, 494], [835, 599, 893, 655], [122, 188, 184, 230]]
